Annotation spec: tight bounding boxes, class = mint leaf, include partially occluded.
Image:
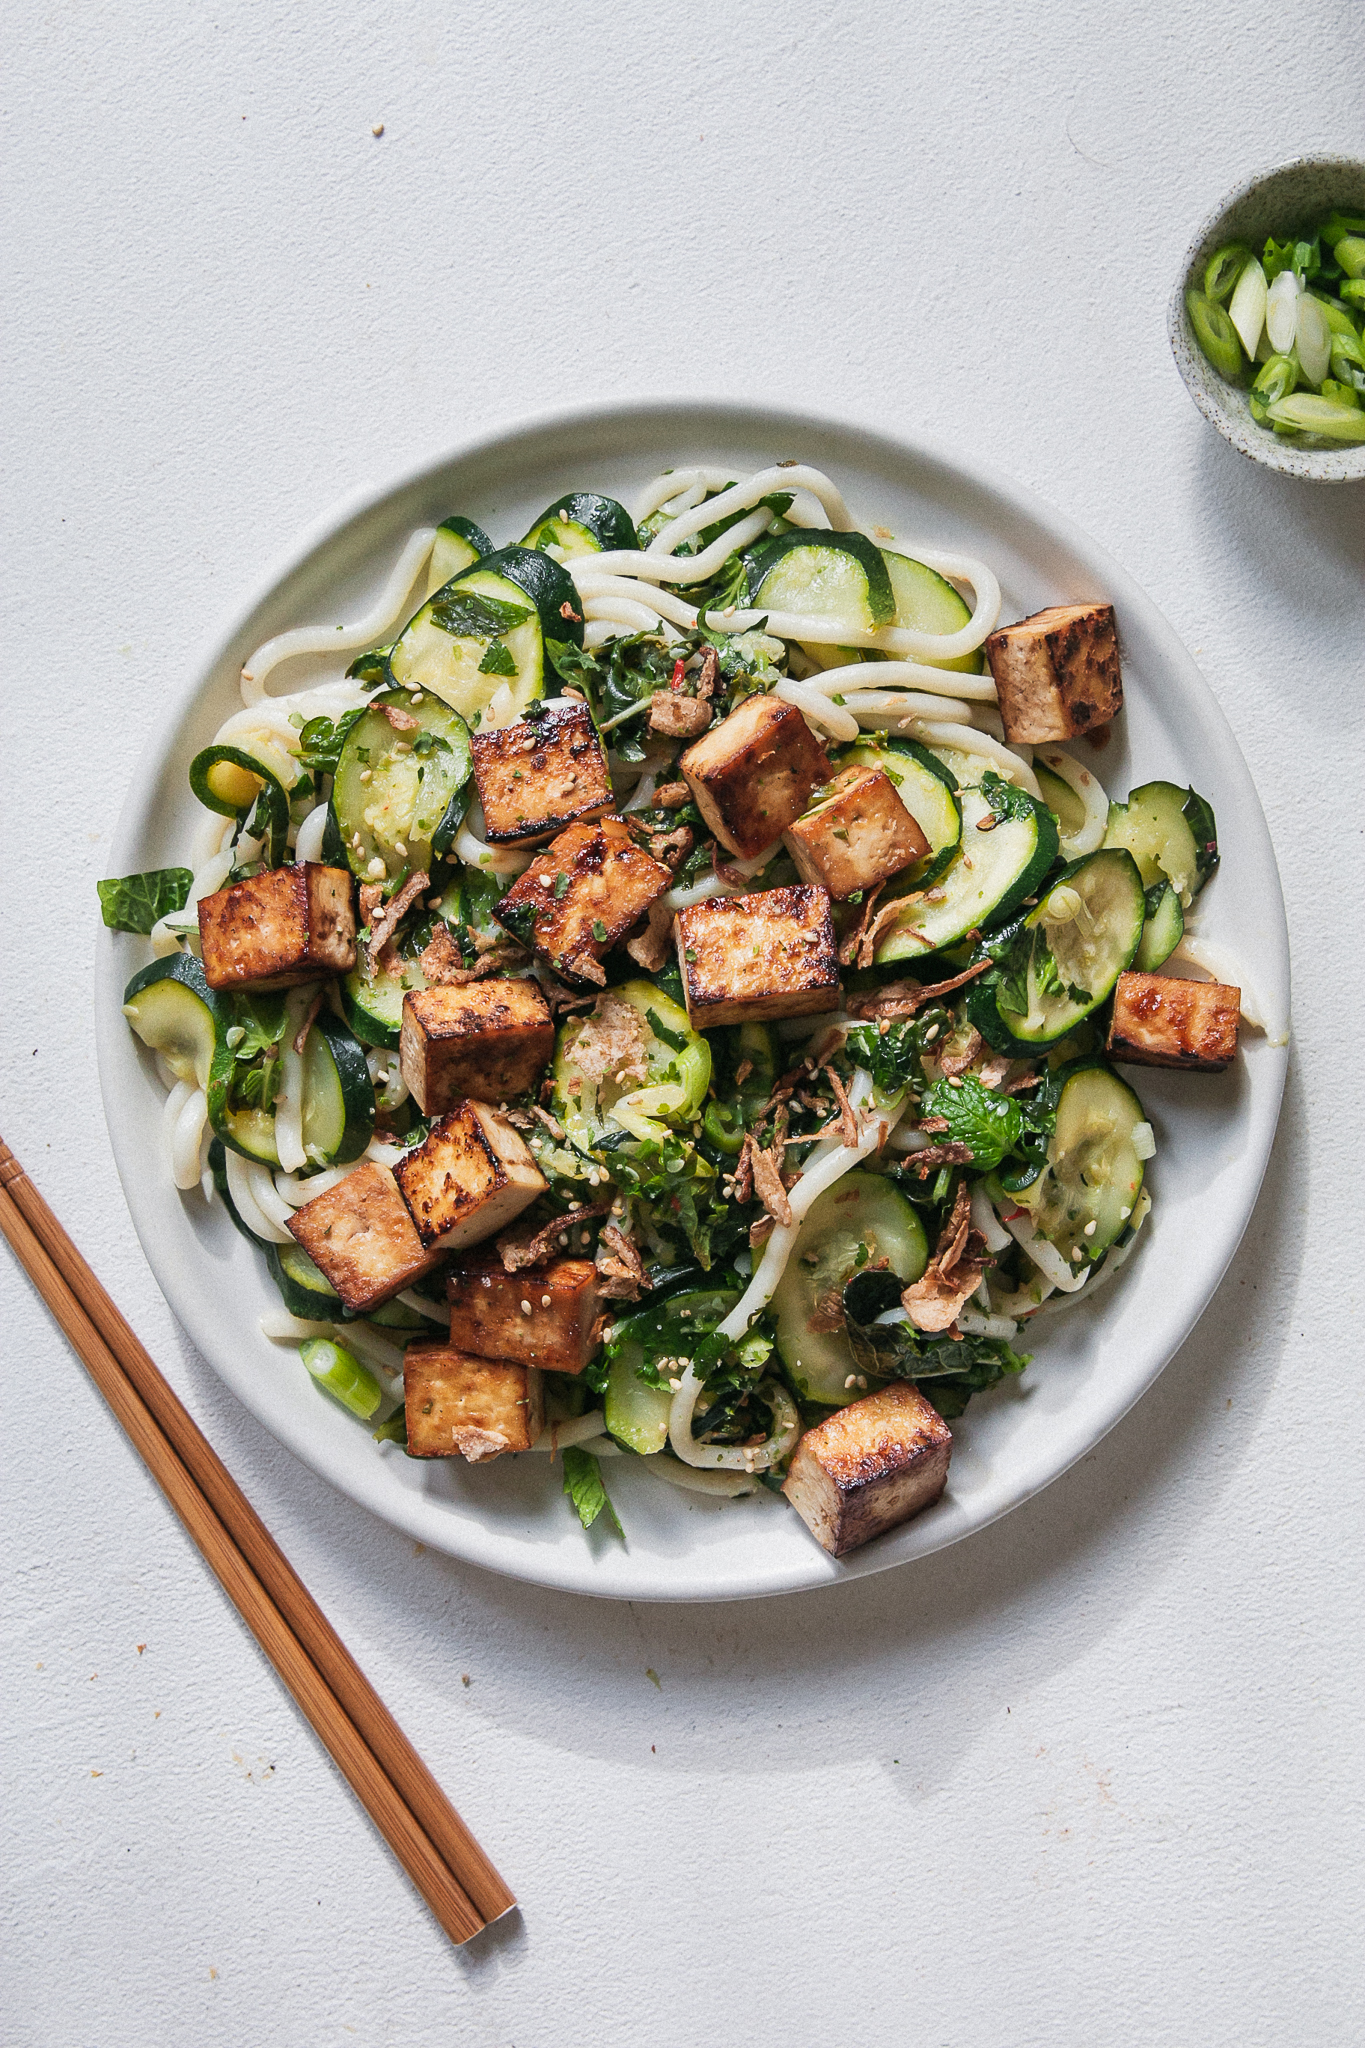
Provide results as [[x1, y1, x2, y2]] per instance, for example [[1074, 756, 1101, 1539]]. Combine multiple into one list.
[[478, 640, 518, 677], [296, 708, 364, 775], [430, 591, 532, 640], [920, 1073, 1022, 1170], [98, 868, 194, 934], [561, 1446, 623, 1537]]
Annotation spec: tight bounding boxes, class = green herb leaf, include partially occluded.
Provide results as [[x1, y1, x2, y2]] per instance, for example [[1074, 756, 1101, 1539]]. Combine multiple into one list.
[[477, 640, 518, 677], [497, 899, 540, 948], [592, 918, 609, 943], [296, 709, 365, 775], [430, 591, 532, 640], [920, 1073, 1022, 1171], [645, 1008, 687, 1052], [553, 870, 570, 900], [561, 1446, 624, 1537], [345, 646, 393, 688], [98, 868, 195, 935]]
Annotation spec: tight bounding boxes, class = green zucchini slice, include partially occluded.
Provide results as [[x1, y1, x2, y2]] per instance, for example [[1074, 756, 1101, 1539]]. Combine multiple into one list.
[[387, 570, 544, 732], [772, 1171, 929, 1407], [123, 953, 222, 1088], [188, 745, 290, 868], [1034, 760, 1088, 839], [744, 529, 897, 632], [1134, 880, 1185, 972], [1103, 781, 1218, 907], [552, 981, 711, 1152], [522, 493, 636, 560], [342, 951, 430, 1050], [331, 688, 471, 883], [267, 1238, 351, 1319], [302, 1012, 375, 1164], [969, 848, 1146, 1052], [882, 549, 985, 675], [471, 546, 586, 649], [1012, 1058, 1148, 1267], [874, 782, 1058, 963], [425, 514, 493, 596], [840, 737, 963, 891]]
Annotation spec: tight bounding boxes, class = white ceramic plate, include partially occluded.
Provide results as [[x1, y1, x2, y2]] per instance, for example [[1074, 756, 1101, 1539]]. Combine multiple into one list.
[[96, 401, 1289, 1602]]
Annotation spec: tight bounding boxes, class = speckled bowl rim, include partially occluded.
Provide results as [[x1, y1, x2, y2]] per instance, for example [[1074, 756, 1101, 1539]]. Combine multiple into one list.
[[1168, 153, 1365, 482]]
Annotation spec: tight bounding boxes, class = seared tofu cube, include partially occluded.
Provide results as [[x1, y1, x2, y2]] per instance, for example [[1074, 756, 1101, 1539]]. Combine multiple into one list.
[[399, 978, 554, 1115], [675, 884, 840, 1028], [404, 1344, 543, 1461], [680, 694, 831, 858], [783, 1383, 952, 1556], [394, 1100, 546, 1250], [984, 603, 1123, 744], [447, 1256, 602, 1374], [471, 700, 612, 845], [494, 815, 671, 986], [783, 766, 930, 900], [1107, 970, 1240, 1072], [198, 862, 355, 992], [287, 1161, 443, 1313]]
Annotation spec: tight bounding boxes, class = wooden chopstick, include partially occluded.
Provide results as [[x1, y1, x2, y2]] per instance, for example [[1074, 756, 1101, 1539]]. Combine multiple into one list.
[[0, 1138, 515, 1945]]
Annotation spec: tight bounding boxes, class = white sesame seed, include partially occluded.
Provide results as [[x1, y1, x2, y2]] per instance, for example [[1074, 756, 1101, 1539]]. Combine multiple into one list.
[[520, 1299, 532, 1315], [541, 1294, 552, 1307], [1083, 1220, 1097, 1237]]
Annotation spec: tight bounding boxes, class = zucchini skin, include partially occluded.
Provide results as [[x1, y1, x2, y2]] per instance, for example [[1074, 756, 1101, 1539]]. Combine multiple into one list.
[[965, 848, 1145, 1054], [437, 513, 494, 557], [123, 948, 222, 1012], [463, 545, 586, 652], [311, 1009, 376, 1164], [743, 528, 898, 627], [524, 493, 636, 554], [189, 745, 290, 869]]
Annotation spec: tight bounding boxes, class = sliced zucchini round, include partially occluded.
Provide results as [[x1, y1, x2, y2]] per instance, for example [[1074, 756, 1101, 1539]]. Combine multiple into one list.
[[552, 982, 711, 1152], [744, 529, 897, 632], [388, 569, 544, 732], [882, 549, 985, 675], [207, 1138, 272, 1247], [342, 949, 430, 1050], [1134, 880, 1185, 972], [1014, 1058, 1147, 1268], [331, 688, 471, 883], [773, 1171, 929, 1407], [123, 953, 221, 1088], [425, 514, 493, 597], [969, 847, 1146, 1052], [188, 745, 291, 867], [875, 784, 1058, 962], [1034, 759, 1088, 839], [522, 492, 636, 560], [840, 736, 963, 891], [302, 1012, 375, 1164], [472, 545, 586, 649], [267, 1238, 351, 1319], [1103, 781, 1216, 908]]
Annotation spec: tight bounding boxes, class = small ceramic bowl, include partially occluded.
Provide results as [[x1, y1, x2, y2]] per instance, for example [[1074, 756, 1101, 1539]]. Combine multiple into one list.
[[1169, 154, 1365, 482]]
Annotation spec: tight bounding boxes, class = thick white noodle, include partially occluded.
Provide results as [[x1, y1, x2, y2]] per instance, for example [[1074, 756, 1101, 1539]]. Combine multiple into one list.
[[226, 1149, 294, 1243], [971, 1182, 1012, 1254], [526, 1411, 612, 1452], [294, 802, 331, 864], [190, 807, 236, 869], [584, 618, 629, 650], [272, 1161, 358, 1207], [1169, 933, 1286, 1043], [274, 987, 315, 1174], [776, 678, 858, 740], [396, 1288, 448, 1325], [163, 1080, 194, 1181], [585, 508, 775, 585], [668, 1370, 801, 1473], [622, 770, 657, 813], [1000, 1208, 1089, 1292], [582, 595, 663, 633], [631, 466, 748, 523], [663, 871, 746, 913], [807, 658, 998, 705], [454, 817, 533, 878], [638, 1457, 759, 1498], [957, 1307, 1022, 1342], [1033, 747, 1109, 856], [571, 574, 699, 630], [905, 720, 1044, 801], [364, 1137, 410, 1166], [240, 526, 436, 704], [848, 690, 977, 729], [647, 465, 855, 554]]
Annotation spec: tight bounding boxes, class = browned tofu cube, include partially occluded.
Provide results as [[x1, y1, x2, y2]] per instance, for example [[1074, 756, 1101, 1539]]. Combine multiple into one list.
[[447, 1256, 602, 1374], [783, 1383, 952, 1557], [680, 694, 832, 858], [198, 862, 355, 992], [403, 1344, 544, 1461], [1107, 969, 1240, 1072], [287, 1160, 443, 1313], [783, 766, 930, 900], [394, 1100, 546, 1250], [675, 884, 840, 1028], [399, 978, 554, 1115], [984, 603, 1123, 744], [471, 700, 612, 845], [494, 815, 671, 986]]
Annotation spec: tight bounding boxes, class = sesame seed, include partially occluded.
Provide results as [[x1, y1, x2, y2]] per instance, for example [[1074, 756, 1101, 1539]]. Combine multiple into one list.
[[541, 1294, 552, 1307], [520, 1299, 532, 1315], [1083, 1220, 1097, 1237]]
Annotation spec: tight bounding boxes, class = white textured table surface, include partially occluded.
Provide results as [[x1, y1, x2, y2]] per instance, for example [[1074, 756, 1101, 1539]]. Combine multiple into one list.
[[3, 6, 1362, 2043]]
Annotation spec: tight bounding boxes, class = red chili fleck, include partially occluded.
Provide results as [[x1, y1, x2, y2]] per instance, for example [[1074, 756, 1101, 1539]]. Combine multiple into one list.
[[669, 658, 685, 690]]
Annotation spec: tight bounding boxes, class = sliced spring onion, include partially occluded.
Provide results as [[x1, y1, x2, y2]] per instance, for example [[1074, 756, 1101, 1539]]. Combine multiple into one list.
[[1295, 294, 1332, 386], [299, 1337, 383, 1420], [1228, 258, 1267, 360], [1265, 393, 1365, 443], [1265, 269, 1300, 355], [1204, 242, 1251, 303], [1249, 354, 1298, 423], [1186, 290, 1244, 379]]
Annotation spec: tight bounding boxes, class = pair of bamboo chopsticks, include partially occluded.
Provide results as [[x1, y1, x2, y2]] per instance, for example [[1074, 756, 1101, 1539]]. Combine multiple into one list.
[[0, 1136, 514, 1947]]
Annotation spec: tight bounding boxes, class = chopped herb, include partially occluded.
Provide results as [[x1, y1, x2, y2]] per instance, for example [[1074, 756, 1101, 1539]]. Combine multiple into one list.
[[478, 640, 518, 677], [98, 868, 194, 935], [591, 919, 609, 943]]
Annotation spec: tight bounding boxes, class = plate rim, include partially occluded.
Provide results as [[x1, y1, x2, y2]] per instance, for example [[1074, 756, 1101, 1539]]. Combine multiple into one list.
[[95, 395, 1290, 1602]]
